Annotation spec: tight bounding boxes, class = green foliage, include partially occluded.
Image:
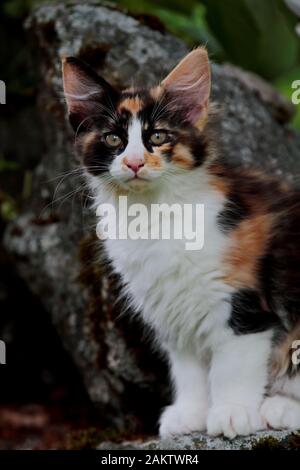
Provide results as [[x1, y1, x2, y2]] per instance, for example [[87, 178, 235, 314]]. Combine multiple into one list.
[[117, 0, 300, 129], [274, 65, 300, 129], [118, 0, 221, 53], [3, 0, 41, 18], [0, 192, 18, 222], [118, 0, 299, 78], [0, 159, 19, 172], [1, 200, 17, 221], [201, 0, 299, 80], [154, 5, 221, 53]]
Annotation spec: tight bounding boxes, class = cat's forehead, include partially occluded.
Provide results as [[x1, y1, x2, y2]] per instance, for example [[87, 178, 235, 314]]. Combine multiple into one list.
[[113, 87, 173, 132], [117, 88, 156, 118]]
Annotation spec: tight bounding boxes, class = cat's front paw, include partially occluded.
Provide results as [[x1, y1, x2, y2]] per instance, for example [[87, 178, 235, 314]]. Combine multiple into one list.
[[159, 402, 207, 438], [207, 404, 263, 439], [261, 395, 300, 430]]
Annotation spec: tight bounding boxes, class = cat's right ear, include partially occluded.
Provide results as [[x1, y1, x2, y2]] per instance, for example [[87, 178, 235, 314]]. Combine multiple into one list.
[[62, 57, 118, 132], [159, 47, 211, 127]]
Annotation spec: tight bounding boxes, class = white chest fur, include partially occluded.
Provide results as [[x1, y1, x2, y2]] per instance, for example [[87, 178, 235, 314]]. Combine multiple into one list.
[[91, 169, 234, 353]]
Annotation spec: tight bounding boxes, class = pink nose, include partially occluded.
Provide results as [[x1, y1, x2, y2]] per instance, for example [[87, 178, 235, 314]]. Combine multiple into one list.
[[124, 158, 144, 174]]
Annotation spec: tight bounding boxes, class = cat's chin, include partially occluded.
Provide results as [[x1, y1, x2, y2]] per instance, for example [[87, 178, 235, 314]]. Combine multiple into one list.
[[116, 177, 158, 193]]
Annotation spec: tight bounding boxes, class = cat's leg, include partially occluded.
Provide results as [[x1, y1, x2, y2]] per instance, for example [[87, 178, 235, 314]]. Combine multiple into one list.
[[207, 331, 272, 438], [159, 350, 209, 438], [261, 374, 300, 430]]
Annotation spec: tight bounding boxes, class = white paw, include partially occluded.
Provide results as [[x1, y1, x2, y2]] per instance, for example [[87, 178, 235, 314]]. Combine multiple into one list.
[[261, 395, 300, 430], [207, 404, 263, 439], [159, 402, 207, 438]]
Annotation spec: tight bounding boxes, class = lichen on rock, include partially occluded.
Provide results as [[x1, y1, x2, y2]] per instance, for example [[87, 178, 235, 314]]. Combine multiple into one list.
[[97, 430, 299, 450]]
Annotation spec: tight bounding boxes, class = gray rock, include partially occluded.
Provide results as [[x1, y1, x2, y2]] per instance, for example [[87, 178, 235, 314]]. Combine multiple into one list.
[[97, 430, 296, 450], [4, 0, 300, 435]]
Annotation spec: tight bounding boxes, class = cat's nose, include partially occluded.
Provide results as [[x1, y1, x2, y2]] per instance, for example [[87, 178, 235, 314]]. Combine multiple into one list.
[[124, 157, 145, 174]]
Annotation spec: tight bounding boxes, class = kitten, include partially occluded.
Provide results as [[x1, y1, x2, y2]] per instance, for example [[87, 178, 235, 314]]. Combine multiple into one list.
[[62, 48, 300, 438]]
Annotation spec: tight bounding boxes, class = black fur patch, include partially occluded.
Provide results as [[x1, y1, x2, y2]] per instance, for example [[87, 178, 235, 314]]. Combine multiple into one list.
[[65, 57, 120, 133], [83, 138, 125, 176], [259, 194, 300, 327], [189, 134, 208, 167], [218, 194, 249, 233], [229, 289, 279, 335]]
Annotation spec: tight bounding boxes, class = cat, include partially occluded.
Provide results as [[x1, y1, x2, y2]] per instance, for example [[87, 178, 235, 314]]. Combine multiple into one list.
[[62, 47, 300, 439]]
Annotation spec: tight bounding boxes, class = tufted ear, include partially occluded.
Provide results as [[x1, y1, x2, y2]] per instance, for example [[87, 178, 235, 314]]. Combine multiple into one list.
[[62, 57, 118, 132], [161, 47, 211, 125]]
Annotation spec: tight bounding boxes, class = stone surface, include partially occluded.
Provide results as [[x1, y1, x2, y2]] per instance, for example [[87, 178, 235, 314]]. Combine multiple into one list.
[[97, 430, 297, 450], [4, 0, 300, 434]]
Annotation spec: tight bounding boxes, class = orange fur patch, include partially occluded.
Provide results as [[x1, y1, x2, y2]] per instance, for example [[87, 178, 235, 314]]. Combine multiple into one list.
[[208, 164, 231, 196], [82, 131, 98, 154], [118, 97, 142, 114], [172, 143, 194, 169], [150, 85, 163, 100], [222, 214, 274, 290], [210, 177, 230, 196], [144, 151, 162, 169], [195, 115, 208, 131]]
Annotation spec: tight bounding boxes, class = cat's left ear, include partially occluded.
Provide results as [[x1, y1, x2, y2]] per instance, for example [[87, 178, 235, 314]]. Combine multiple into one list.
[[62, 57, 118, 132], [160, 47, 211, 126]]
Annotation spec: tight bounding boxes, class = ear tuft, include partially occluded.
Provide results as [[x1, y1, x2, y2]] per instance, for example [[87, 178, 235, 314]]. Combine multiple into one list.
[[161, 47, 211, 125]]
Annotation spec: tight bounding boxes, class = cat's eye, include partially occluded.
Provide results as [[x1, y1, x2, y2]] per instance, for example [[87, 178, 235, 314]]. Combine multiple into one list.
[[105, 133, 122, 148], [149, 131, 168, 146]]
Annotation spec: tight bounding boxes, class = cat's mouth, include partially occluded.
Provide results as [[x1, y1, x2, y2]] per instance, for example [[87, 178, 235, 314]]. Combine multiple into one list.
[[118, 172, 160, 192], [108, 165, 162, 191], [123, 171, 158, 184], [125, 175, 152, 186], [129, 174, 149, 181]]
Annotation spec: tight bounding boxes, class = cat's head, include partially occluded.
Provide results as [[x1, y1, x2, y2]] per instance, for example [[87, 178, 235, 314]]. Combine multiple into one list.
[[62, 47, 212, 192]]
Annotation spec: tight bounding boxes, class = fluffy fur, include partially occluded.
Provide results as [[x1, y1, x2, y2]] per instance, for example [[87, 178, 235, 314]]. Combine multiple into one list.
[[62, 48, 300, 438]]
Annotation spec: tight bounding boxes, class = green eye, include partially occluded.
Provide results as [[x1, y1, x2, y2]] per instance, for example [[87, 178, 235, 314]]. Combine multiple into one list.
[[150, 131, 168, 145], [105, 133, 122, 147]]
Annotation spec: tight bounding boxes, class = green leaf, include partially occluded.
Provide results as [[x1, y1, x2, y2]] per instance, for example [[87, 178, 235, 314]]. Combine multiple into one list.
[[0, 159, 19, 172], [156, 5, 220, 49], [0, 199, 17, 221], [118, 0, 198, 15], [201, 0, 299, 79]]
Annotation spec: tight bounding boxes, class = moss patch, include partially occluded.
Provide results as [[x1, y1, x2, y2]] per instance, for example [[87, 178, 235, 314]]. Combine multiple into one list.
[[252, 435, 283, 450], [67, 427, 122, 450], [252, 431, 300, 450]]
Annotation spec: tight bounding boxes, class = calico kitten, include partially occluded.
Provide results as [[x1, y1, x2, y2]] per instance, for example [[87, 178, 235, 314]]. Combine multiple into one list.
[[62, 48, 300, 438]]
